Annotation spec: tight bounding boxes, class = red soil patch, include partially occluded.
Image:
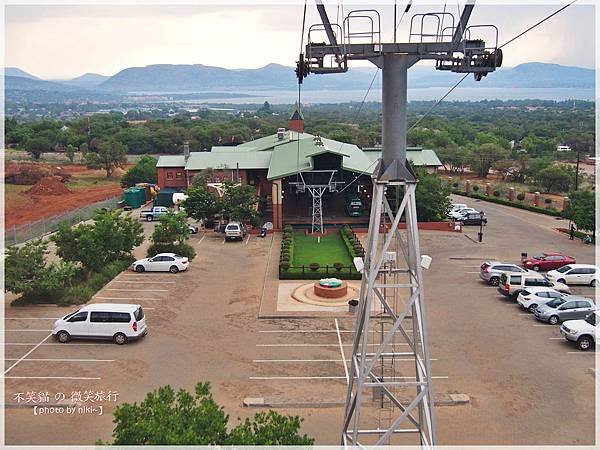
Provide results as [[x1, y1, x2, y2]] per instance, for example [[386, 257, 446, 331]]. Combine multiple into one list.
[[5, 185, 124, 229], [26, 176, 72, 195]]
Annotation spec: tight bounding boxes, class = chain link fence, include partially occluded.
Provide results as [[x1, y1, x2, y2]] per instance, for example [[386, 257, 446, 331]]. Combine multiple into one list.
[[5, 195, 123, 246]]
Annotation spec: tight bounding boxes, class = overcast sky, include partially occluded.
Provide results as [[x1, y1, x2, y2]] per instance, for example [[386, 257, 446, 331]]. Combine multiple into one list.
[[4, 1, 596, 79]]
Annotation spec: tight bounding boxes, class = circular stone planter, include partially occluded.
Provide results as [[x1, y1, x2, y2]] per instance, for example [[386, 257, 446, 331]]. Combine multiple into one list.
[[314, 280, 348, 298], [292, 282, 360, 307]]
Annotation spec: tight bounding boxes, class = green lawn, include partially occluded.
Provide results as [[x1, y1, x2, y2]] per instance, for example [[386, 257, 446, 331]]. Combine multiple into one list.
[[292, 231, 353, 266]]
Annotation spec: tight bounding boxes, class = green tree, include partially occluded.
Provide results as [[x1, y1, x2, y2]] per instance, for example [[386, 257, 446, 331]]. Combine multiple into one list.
[[221, 181, 259, 223], [25, 136, 52, 160], [5, 239, 76, 303], [414, 171, 451, 222], [190, 168, 217, 188], [183, 186, 220, 224], [52, 209, 143, 276], [565, 190, 595, 236], [65, 144, 77, 163], [85, 139, 128, 178], [469, 143, 510, 178], [151, 211, 190, 246], [535, 164, 572, 193], [102, 382, 313, 445], [120, 155, 158, 187]]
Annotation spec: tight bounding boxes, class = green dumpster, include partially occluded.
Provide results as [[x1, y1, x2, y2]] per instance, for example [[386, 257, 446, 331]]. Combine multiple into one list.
[[124, 188, 144, 209]]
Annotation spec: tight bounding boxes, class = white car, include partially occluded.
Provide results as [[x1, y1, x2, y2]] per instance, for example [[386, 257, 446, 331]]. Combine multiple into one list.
[[546, 264, 599, 287], [560, 311, 598, 351], [53, 303, 147, 345], [132, 253, 189, 273], [224, 222, 247, 241], [517, 287, 565, 312], [450, 207, 479, 220], [450, 203, 468, 213]]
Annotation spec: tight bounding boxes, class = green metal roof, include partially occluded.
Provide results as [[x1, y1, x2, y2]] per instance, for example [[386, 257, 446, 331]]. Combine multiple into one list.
[[185, 151, 271, 171], [156, 133, 441, 179], [156, 155, 186, 168]]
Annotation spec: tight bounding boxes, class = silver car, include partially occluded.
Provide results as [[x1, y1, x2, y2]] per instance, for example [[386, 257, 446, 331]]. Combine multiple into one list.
[[534, 296, 595, 325], [480, 261, 528, 286]]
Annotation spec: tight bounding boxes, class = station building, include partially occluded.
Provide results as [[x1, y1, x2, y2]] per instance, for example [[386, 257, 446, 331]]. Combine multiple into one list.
[[156, 108, 442, 229]]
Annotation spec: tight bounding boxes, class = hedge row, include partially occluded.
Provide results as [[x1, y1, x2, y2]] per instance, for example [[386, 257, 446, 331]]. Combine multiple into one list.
[[341, 225, 365, 259], [279, 225, 294, 271], [279, 267, 362, 280], [452, 191, 564, 217], [147, 242, 197, 260]]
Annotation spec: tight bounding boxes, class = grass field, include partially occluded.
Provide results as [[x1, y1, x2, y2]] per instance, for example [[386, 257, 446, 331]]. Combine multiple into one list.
[[292, 231, 353, 266]]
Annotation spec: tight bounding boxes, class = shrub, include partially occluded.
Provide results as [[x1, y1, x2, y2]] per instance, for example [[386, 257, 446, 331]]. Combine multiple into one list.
[[472, 185, 480, 192], [309, 262, 320, 271], [333, 262, 344, 271], [284, 225, 293, 232], [493, 190, 501, 197], [516, 192, 525, 201], [544, 198, 553, 204], [452, 182, 459, 188], [60, 285, 94, 306], [147, 242, 196, 260], [280, 261, 290, 271]]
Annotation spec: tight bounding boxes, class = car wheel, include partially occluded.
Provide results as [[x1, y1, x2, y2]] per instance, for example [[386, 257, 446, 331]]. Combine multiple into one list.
[[577, 336, 593, 351], [533, 266, 540, 272], [113, 333, 127, 345], [591, 279, 597, 287], [490, 277, 500, 286], [169, 265, 179, 274], [528, 304, 538, 313], [548, 315, 559, 325], [557, 278, 565, 284], [57, 331, 70, 343], [135, 265, 145, 273], [146, 215, 153, 222]]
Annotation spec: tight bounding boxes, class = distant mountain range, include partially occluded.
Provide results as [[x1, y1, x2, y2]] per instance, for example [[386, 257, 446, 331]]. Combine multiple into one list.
[[4, 62, 595, 94]]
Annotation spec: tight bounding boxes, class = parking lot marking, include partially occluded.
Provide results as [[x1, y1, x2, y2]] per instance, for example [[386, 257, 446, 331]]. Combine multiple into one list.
[[253, 358, 439, 363], [335, 319, 349, 384], [94, 296, 165, 301], [5, 376, 101, 380], [250, 376, 449, 380], [549, 337, 563, 340], [198, 235, 206, 245], [533, 324, 552, 327], [466, 272, 479, 274], [2, 329, 53, 332], [4, 317, 60, 320], [245, 236, 250, 245], [5, 343, 111, 346], [111, 281, 175, 284], [222, 239, 226, 244], [104, 289, 169, 292], [258, 329, 413, 334], [568, 352, 596, 355], [4, 358, 114, 362], [3, 333, 52, 376], [257, 343, 411, 347], [259, 235, 275, 312]]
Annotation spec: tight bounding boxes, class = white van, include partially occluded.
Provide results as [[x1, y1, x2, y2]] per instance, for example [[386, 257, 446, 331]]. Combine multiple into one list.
[[53, 303, 147, 345]]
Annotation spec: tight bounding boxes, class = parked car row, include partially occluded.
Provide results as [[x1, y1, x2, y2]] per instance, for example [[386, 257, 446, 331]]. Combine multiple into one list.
[[449, 203, 487, 225], [479, 259, 597, 351]]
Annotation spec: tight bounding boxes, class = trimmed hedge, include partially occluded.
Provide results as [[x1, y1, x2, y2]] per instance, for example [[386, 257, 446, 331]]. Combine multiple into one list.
[[279, 226, 295, 271], [452, 191, 564, 217], [341, 225, 365, 258]]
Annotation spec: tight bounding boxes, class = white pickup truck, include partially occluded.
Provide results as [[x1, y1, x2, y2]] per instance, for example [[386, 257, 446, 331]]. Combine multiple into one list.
[[140, 206, 168, 222]]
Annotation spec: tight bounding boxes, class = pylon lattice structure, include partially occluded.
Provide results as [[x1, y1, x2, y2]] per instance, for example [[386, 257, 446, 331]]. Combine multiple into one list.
[[298, 1, 502, 446], [342, 180, 435, 446]]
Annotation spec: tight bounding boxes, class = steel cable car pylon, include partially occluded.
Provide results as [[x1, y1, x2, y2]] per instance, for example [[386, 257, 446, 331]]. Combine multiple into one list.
[[298, 0, 502, 446]]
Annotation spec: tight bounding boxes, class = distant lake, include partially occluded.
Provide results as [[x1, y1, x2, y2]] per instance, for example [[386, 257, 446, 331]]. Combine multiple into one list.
[[170, 87, 596, 105]]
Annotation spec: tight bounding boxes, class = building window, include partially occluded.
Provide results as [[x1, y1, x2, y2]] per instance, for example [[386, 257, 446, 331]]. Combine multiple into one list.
[[176, 171, 183, 179], [166, 172, 174, 180]]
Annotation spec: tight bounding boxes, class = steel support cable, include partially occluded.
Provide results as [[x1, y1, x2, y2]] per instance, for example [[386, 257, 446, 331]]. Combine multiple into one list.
[[408, 0, 577, 133], [498, 0, 578, 49], [296, 0, 308, 183], [394, 0, 413, 37]]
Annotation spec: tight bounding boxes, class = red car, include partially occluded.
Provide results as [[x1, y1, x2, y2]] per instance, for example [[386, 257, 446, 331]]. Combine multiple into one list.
[[522, 252, 576, 271]]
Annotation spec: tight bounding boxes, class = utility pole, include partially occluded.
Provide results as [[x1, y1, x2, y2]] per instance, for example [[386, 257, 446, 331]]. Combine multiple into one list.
[[299, 1, 502, 446]]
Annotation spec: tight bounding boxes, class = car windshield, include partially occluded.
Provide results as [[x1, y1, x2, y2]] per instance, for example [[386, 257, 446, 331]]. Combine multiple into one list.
[[174, 254, 185, 259], [533, 253, 547, 260], [585, 314, 597, 326], [546, 298, 565, 308], [63, 310, 80, 320], [134, 307, 144, 321], [556, 265, 572, 273]]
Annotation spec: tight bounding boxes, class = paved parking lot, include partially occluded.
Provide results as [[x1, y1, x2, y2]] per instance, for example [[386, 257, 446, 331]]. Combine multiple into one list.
[[4, 198, 597, 445]]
